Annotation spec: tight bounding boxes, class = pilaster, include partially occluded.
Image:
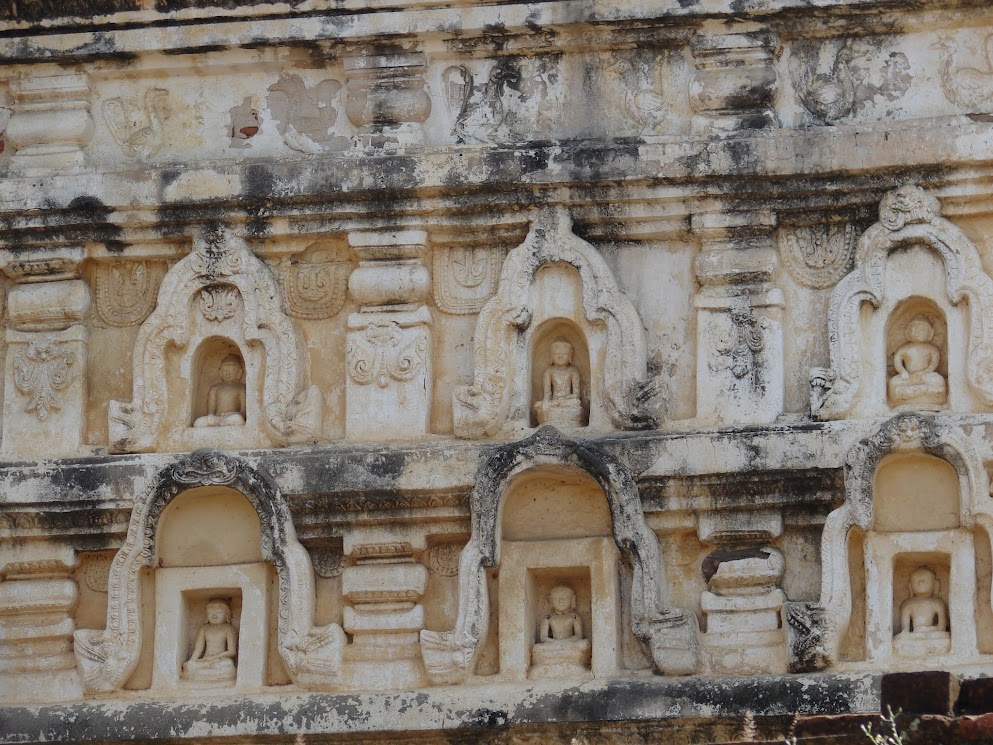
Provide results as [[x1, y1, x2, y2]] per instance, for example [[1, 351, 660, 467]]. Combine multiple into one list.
[[345, 229, 432, 440], [344, 48, 431, 149], [6, 73, 93, 171], [1, 248, 89, 458], [692, 211, 783, 425]]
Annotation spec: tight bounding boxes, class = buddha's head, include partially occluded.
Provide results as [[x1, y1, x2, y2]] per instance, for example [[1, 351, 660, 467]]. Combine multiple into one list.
[[206, 598, 232, 625], [550, 339, 574, 367], [909, 567, 938, 598], [218, 355, 244, 383], [549, 585, 576, 613], [906, 315, 935, 344]]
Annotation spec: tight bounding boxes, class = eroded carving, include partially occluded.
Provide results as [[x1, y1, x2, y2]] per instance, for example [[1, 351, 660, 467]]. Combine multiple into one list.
[[103, 88, 172, 160], [266, 74, 345, 153], [94, 261, 163, 328], [13, 339, 79, 421], [534, 338, 584, 428], [443, 65, 519, 144], [935, 33, 993, 111], [716, 301, 768, 382], [781, 223, 859, 289], [194, 355, 247, 427], [531, 584, 591, 679], [791, 39, 911, 124], [603, 57, 669, 137]]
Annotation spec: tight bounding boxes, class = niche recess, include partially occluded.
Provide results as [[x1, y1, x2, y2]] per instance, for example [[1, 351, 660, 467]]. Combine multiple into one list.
[[529, 318, 591, 428], [191, 337, 248, 427], [885, 297, 948, 411]]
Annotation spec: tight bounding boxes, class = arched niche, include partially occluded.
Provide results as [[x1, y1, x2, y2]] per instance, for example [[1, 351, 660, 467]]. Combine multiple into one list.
[[157, 486, 263, 567], [528, 318, 591, 428], [420, 427, 700, 685], [190, 337, 249, 428], [109, 225, 323, 453], [73, 450, 345, 694], [452, 208, 666, 439], [816, 413, 993, 670], [497, 466, 617, 680], [885, 297, 949, 411], [811, 185, 993, 419]]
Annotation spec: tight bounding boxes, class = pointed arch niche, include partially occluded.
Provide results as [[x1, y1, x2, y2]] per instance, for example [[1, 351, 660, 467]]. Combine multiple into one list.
[[452, 208, 666, 439], [108, 226, 323, 452], [420, 427, 700, 684], [817, 414, 993, 671], [811, 185, 993, 419], [73, 450, 346, 694]]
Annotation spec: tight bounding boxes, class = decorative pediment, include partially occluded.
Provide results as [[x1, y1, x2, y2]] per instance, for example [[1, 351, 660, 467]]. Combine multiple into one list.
[[108, 226, 322, 452], [452, 208, 666, 439], [811, 184, 993, 418]]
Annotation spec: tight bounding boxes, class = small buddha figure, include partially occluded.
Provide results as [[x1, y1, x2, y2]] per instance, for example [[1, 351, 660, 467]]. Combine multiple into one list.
[[181, 598, 238, 685], [894, 567, 951, 656], [534, 338, 585, 428], [193, 355, 247, 428], [530, 584, 592, 679], [888, 315, 947, 408]]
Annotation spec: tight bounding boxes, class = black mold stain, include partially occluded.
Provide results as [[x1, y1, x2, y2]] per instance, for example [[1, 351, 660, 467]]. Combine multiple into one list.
[[0, 0, 139, 22], [66, 195, 127, 253]]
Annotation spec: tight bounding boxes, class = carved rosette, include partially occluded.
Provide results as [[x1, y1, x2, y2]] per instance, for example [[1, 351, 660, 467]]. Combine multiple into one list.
[[780, 223, 859, 289], [432, 245, 503, 315], [811, 184, 993, 418], [198, 284, 240, 322], [94, 261, 163, 327], [277, 252, 351, 320]]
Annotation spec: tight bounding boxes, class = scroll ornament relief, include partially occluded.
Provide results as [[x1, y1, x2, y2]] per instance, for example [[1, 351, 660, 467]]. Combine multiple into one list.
[[13, 340, 79, 420], [103, 88, 172, 160], [108, 227, 323, 451], [810, 184, 993, 418], [346, 321, 427, 388], [432, 245, 503, 314], [716, 301, 768, 382], [199, 284, 240, 322], [781, 223, 859, 289], [276, 250, 351, 320], [94, 261, 163, 327]]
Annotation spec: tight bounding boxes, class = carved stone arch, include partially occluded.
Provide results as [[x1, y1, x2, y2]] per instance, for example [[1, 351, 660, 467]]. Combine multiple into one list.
[[816, 412, 993, 666], [108, 225, 323, 452], [812, 184, 993, 418], [420, 426, 699, 684], [73, 449, 344, 693], [452, 207, 666, 439]]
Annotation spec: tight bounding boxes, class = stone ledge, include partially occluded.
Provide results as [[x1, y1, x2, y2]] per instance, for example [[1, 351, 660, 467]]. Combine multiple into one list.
[[0, 673, 878, 744]]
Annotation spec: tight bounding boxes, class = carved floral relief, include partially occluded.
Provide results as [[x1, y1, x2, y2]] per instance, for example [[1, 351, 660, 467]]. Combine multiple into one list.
[[13, 340, 79, 420], [347, 321, 427, 388]]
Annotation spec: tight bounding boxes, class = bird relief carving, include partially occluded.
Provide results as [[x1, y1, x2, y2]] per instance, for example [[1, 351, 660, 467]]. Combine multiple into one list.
[[790, 39, 911, 124], [603, 56, 670, 136], [347, 321, 428, 388], [103, 88, 172, 160], [13, 340, 80, 420], [933, 33, 993, 111], [266, 73, 347, 153], [443, 64, 520, 144]]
